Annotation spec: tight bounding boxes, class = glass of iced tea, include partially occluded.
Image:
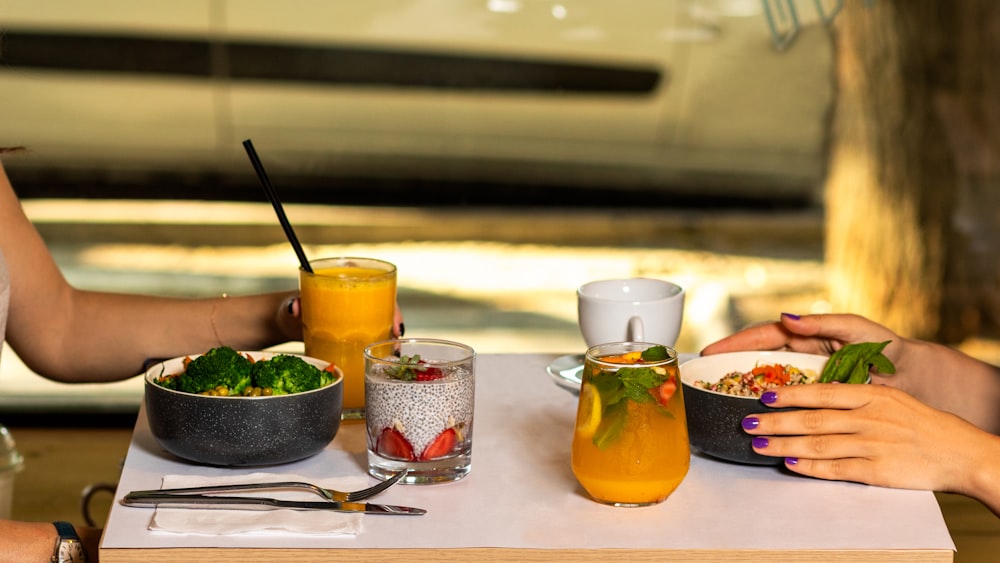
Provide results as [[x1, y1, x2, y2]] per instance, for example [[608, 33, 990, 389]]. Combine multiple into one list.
[[300, 257, 397, 420], [571, 342, 689, 507]]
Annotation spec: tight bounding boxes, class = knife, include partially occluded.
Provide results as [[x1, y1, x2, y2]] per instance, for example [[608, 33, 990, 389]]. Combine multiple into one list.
[[122, 492, 426, 515]]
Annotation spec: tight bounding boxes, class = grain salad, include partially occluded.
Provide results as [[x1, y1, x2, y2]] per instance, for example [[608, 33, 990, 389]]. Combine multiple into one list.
[[693, 363, 817, 398]]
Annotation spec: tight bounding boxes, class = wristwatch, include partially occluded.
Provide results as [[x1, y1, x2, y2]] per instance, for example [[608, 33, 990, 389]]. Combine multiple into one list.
[[51, 521, 88, 563]]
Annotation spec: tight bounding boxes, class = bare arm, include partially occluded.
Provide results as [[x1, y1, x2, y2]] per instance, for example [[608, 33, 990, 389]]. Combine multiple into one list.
[[0, 521, 57, 563], [888, 338, 1000, 435], [1, 162, 301, 382]]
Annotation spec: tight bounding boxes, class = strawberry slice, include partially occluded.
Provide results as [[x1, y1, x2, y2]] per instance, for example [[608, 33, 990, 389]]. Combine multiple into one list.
[[651, 378, 677, 407], [416, 366, 445, 381], [419, 428, 457, 460], [376, 427, 415, 461]]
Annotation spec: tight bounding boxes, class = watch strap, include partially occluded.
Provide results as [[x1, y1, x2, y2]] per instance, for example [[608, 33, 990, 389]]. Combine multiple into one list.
[[51, 521, 87, 563], [53, 521, 78, 538]]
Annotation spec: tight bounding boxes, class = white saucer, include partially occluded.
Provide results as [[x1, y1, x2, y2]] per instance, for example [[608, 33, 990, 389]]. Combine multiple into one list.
[[545, 354, 584, 395]]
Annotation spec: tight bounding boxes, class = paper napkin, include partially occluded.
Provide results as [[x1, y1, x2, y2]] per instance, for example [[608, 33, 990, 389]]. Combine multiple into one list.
[[147, 473, 367, 536]]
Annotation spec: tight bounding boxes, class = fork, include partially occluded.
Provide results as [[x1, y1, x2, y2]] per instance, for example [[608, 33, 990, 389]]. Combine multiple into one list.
[[134, 470, 407, 503]]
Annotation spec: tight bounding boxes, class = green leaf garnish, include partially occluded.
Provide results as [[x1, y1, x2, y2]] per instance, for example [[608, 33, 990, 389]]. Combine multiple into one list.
[[818, 341, 896, 384], [641, 345, 669, 362], [593, 401, 628, 450], [591, 370, 626, 406], [618, 366, 668, 404], [386, 354, 430, 381], [589, 346, 673, 448]]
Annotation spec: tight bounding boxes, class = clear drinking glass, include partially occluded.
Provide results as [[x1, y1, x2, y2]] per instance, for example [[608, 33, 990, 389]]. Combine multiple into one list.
[[364, 338, 475, 484], [300, 257, 397, 420], [571, 342, 689, 506]]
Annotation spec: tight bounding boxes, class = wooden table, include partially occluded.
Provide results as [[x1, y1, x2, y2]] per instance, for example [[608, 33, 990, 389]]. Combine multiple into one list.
[[100, 353, 955, 562]]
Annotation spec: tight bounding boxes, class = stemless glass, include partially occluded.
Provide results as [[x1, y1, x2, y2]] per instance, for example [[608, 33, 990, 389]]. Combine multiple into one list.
[[364, 338, 475, 484], [571, 342, 690, 507], [299, 257, 397, 420]]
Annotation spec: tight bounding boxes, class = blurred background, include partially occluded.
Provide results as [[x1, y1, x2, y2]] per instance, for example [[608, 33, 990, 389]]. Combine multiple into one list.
[[0, 0, 831, 204], [0, 0, 835, 415]]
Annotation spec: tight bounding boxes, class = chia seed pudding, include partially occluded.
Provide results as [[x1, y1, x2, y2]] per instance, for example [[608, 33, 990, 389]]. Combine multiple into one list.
[[364, 338, 476, 483], [365, 365, 474, 459]]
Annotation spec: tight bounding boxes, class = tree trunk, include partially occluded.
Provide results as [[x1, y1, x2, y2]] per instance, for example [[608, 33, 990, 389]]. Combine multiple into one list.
[[825, 0, 1000, 342]]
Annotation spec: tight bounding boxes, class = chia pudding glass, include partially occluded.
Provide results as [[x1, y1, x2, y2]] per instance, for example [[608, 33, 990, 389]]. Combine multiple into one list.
[[364, 338, 475, 484]]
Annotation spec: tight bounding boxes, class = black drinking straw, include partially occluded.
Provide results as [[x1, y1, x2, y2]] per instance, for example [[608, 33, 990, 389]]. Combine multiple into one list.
[[242, 139, 313, 273]]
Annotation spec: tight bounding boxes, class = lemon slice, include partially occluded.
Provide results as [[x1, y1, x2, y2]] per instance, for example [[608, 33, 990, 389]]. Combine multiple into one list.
[[576, 383, 602, 438], [621, 351, 643, 362]]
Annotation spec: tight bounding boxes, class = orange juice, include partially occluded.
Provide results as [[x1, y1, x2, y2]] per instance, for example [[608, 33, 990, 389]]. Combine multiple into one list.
[[571, 343, 689, 506], [300, 258, 396, 417]]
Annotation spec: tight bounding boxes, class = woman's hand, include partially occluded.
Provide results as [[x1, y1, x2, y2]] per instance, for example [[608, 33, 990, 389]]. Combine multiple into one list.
[[279, 295, 405, 339], [276, 293, 304, 342], [701, 313, 913, 387], [701, 313, 901, 359], [393, 302, 405, 338], [703, 313, 1000, 433], [742, 382, 1000, 515]]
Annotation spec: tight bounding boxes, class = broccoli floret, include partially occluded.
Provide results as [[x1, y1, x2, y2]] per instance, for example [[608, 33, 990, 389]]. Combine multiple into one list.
[[178, 346, 253, 395], [251, 354, 328, 395], [153, 370, 180, 391]]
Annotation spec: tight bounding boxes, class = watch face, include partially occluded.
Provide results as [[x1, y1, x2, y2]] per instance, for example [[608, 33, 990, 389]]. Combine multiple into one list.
[[58, 540, 87, 563]]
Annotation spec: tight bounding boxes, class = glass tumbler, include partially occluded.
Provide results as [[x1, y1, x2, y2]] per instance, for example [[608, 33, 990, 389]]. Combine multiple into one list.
[[571, 342, 689, 506], [364, 338, 475, 484], [300, 257, 397, 420]]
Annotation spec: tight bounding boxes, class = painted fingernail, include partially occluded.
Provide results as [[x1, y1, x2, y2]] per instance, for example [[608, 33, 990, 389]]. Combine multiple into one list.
[[399, 322, 406, 337], [741, 416, 760, 430], [785, 457, 798, 466], [752, 437, 769, 449], [781, 312, 801, 320], [286, 297, 299, 315], [760, 391, 778, 404]]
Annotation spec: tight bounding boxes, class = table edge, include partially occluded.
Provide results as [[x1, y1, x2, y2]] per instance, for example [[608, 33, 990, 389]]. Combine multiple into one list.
[[99, 546, 954, 563]]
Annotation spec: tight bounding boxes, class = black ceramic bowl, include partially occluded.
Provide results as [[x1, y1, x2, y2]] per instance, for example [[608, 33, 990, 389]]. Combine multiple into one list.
[[680, 351, 828, 465], [144, 351, 343, 466]]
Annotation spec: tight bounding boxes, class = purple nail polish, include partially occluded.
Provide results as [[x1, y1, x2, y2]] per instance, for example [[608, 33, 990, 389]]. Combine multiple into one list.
[[785, 457, 798, 466], [781, 312, 801, 320], [760, 391, 778, 404], [752, 437, 769, 449], [742, 417, 760, 430]]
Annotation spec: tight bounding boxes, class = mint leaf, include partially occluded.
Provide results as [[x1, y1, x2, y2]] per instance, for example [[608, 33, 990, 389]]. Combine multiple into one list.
[[641, 345, 669, 362], [591, 370, 626, 407], [617, 366, 668, 403], [585, 346, 675, 449], [387, 354, 430, 381], [593, 401, 628, 450]]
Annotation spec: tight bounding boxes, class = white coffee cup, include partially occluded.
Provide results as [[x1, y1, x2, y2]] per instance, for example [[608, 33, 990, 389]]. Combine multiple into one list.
[[577, 278, 685, 348]]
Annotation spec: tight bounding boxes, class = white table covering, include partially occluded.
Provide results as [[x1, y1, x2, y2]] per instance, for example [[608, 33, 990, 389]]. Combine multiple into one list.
[[101, 353, 956, 553]]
